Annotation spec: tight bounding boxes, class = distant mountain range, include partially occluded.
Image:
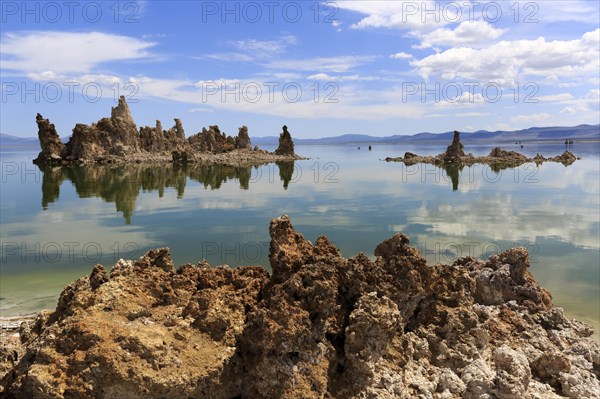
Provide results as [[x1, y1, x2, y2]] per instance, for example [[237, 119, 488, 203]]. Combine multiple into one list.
[[2, 124, 598, 150], [0, 133, 39, 149], [252, 124, 600, 145]]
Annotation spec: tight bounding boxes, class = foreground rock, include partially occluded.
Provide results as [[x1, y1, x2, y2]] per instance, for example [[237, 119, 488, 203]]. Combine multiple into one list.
[[385, 131, 579, 167], [33, 97, 304, 165], [2, 216, 598, 398]]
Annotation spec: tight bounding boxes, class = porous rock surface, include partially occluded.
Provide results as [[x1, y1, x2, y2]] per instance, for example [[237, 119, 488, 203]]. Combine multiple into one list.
[[33, 97, 302, 165], [34, 114, 65, 164], [1, 216, 598, 398]]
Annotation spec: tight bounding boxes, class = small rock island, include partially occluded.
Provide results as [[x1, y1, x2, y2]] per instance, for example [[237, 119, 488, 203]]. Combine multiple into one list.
[[1, 216, 598, 398], [385, 130, 578, 167], [33, 96, 304, 165]]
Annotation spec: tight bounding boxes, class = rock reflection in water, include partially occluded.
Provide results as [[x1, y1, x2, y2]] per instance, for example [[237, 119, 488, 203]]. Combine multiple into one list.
[[442, 163, 527, 191], [276, 161, 295, 189], [38, 162, 294, 223], [443, 165, 461, 191]]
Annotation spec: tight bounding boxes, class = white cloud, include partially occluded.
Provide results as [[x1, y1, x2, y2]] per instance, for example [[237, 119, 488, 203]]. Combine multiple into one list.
[[265, 55, 377, 73], [194, 79, 241, 88], [413, 20, 505, 49], [554, 89, 600, 115], [585, 89, 600, 100], [560, 107, 577, 115], [389, 52, 412, 60], [1, 31, 156, 74], [202, 53, 255, 62], [536, 93, 575, 102], [411, 29, 600, 83], [455, 112, 490, 117], [202, 35, 299, 63], [25, 70, 65, 81], [256, 72, 302, 80], [535, 0, 600, 23], [307, 73, 380, 82], [510, 113, 551, 124], [119, 75, 427, 122], [142, 33, 167, 39], [188, 107, 214, 113], [230, 35, 298, 58], [487, 123, 512, 131], [337, 0, 451, 31], [435, 91, 486, 108]]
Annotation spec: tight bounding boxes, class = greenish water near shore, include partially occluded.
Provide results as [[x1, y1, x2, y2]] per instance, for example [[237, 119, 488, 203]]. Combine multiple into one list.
[[1, 142, 598, 340]]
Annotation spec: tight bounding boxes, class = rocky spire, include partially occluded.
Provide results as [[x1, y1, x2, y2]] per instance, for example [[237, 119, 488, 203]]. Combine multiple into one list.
[[236, 125, 251, 149], [33, 113, 65, 164], [110, 95, 135, 125], [174, 119, 185, 140], [444, 130, 465, 161], [275, 125, 295, 156]]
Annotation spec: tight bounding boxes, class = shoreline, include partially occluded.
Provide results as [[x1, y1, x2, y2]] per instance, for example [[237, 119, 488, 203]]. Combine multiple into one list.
[[36, 149, 308, 166]]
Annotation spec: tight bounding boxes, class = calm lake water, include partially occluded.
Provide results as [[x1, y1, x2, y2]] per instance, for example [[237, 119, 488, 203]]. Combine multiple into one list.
[[1, 142, 599, 341]]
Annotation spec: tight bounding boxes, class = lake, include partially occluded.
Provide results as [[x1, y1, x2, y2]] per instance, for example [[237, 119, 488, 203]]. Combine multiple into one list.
[[1, 142, 599, 341]]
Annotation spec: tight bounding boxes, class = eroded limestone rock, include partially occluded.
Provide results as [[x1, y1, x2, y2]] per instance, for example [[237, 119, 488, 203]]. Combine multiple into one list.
[[2, 216, 598, 399]]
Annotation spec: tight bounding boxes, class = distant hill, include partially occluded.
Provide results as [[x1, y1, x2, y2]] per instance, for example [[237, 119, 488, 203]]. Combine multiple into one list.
[[3, 124, 598, 150], [0, 133, 39, 149], [253, 124, 600, 145]]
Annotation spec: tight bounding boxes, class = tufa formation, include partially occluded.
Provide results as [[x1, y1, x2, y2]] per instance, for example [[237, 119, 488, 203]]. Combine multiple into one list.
[[1, 216, 598, 398], [33, 97, 302, 165], [386, 131, 578, 167], [275, 125, 295, 156]]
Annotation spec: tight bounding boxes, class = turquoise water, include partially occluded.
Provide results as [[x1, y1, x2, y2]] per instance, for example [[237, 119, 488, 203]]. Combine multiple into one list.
[[1, 143, 599, 340]]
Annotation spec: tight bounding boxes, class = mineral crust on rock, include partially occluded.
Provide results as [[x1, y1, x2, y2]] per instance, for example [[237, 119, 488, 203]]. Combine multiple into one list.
[[1, 216, 598, 398], [33, 114, 65, 164], [33, 97, 303, 164]]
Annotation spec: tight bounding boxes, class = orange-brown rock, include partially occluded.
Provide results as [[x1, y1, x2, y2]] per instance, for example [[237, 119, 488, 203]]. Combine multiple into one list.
[[1, 216, 598, 398], [32, 98, 300, 164]]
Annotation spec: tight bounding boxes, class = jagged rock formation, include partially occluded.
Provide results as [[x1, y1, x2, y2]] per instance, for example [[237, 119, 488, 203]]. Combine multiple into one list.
[[33, 97, 299, 164], [138, 119, 186, 153], [2, 216, 598, 398], [385, 131, 579, 167], [275, 125, 295, 156], [33, 114, 65, 164], [188, 125, 235, 153], [63, 96, 141, 161], [236, 125, 251, 149], [444, 130, 465, 161], [488, 147, 529, 163]]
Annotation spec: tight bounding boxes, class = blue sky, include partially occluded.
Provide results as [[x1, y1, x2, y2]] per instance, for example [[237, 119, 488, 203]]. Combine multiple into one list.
[[1, 0, 599, 138]]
